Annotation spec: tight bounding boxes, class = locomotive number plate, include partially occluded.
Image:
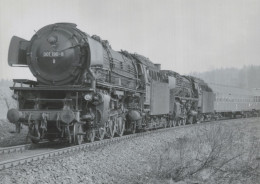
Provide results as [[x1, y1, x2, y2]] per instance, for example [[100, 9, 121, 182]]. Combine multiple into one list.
[[42, 51, 64, 57]]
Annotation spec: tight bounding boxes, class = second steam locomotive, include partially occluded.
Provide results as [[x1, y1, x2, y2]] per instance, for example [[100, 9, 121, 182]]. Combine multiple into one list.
[[7, 23, 260, 144]]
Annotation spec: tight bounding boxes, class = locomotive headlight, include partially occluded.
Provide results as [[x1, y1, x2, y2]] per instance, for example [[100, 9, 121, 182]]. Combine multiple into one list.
[[60, 110, 75, 124], [84, 93, 93, 101]]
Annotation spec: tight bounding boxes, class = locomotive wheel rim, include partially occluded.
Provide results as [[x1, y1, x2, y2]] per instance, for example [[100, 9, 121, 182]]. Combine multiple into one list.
[[163, 119, 167, 128], [107, 120, 116, 138], [190, 117, 194, 124], [173, 120, 176, 127], [131, 122, 136, 134], [74, 123, 84, 145], [116, 117, 125, 137], [87, 129, 96, 142], [111, 119, 116, 138], [114, 118, 118, 134], [98, 127, 106, 140], [169, 120, 173, 128], [30, 123, 40, 144], [105, 121, 110, 138]]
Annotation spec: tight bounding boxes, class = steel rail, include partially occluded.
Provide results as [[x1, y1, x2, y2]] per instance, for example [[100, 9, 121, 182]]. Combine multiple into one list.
[[0, 144, 31, 155], [0, 132, 150, 170], [0, 140, 53, 156]]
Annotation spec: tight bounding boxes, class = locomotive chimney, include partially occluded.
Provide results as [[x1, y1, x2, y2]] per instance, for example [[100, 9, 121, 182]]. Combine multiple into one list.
[[154, 64, 161, 70]]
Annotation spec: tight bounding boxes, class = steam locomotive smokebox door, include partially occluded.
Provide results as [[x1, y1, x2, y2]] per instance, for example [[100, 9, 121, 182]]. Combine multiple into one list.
[[8, 36, 29, 66], [27, 23, 90, 85], [150, 81, 170, 115]]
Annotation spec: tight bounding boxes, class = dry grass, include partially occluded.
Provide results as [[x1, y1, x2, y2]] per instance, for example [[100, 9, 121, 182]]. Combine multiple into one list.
[[0, 119, 28, 147], [148, 123, 260, 184], [0, 86, 16, 119]]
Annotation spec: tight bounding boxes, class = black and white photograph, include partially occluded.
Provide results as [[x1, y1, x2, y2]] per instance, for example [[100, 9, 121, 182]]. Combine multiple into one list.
[[0, 0, 260, 183]]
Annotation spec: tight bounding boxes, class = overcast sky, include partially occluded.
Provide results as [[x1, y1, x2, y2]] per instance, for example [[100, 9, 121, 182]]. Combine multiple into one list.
[[0, 0, 260, 80]]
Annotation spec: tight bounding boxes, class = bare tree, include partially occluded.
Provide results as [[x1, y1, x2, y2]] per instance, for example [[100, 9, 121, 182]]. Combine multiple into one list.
[[149, 124, 260, 184], [3, 97, 10, 109]]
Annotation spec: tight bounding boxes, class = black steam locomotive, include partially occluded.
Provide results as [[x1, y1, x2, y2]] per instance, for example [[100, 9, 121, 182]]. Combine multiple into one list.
[[7, 23, 260, 144]]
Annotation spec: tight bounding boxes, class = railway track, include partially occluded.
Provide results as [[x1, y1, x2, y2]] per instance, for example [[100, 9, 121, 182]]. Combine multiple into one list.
[[0, 117, 253, 171], [0, 140, 58, 156], [0, 131, 149, 171], [0, 144, 31, 155]]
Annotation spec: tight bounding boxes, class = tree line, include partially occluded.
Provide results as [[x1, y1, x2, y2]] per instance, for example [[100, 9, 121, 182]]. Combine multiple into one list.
[[190, 65, 260, 89]]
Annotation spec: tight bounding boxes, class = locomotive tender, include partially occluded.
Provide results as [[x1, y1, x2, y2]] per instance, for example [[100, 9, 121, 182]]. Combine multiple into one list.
[[6, 23, 260, 144]]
